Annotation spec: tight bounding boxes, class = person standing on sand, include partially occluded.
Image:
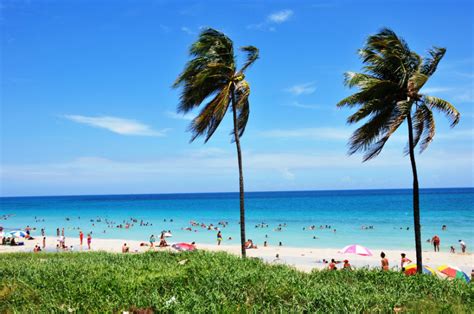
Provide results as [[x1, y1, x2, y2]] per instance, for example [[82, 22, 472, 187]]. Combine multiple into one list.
[[380, 252, 389, 271], [61, 228, 65, 237], [459, 240, 466, 253], [42, 236, 46, 249], [56, 228, 60, 237], [217, 231, 222, 246], [400, 253, 412, 270], [79, 231, 84, 246], [149, 234, 156, 248], [432, 235, 440, 252], [87, 233, 91, 250]]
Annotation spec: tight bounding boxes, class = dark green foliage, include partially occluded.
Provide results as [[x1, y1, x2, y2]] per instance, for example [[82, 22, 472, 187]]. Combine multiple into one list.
[[1, 251, 472, 313], [337, 28, 460, 161], [173, 28, 258, 143]]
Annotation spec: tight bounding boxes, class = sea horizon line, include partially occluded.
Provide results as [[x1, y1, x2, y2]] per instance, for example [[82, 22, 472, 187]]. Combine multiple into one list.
[[1, 186, 473, 199]]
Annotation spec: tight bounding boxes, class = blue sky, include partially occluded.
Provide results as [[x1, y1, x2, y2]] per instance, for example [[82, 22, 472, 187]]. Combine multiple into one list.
[[1, 0, 473, 196]]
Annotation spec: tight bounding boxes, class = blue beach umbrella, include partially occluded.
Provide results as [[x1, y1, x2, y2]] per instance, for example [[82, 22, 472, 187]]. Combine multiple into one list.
[[9, 230, 27, 238]]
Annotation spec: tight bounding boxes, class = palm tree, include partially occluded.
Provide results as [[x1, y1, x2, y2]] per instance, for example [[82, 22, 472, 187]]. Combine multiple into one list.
[[173, 28, 259, 258], [337, 28, 460, 273]]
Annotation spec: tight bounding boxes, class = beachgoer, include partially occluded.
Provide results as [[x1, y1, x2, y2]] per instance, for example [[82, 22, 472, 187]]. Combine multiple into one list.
[[79, 231, 84, 246], [61, 228, 65, 236], [343, 259, 351, 270], [159, 232, 168, 247], [56, 228, 60, 236], [149, 235, 156, 248], [122, 243, 129, 253], [244, 239, 257, 249], [459, 240, 466, 253], [400, 253, 412, 269], [432, 235, 440, 252], [328, 259, 338, 270], [264, 241, 267, 247], [217, 231, 222, 246], [279, 241, 282, 247], [450, 246, 455, 253], [442, 225, 447, 231], [380, 252, 389, 271], [42, 236, 46, 249], [87, 234, 91, 250]]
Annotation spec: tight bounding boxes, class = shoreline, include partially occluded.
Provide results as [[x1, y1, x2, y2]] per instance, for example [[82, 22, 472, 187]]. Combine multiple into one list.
[[1, 236, 472, 273]]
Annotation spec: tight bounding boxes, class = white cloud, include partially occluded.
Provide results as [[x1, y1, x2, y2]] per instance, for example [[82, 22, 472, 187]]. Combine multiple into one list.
[[64, 115, 168, 137], [2, 148, 472, 196], [165, 111, 195, 121], [285, 82, 316, 95], [260, 127, 351, 141], [421, 87, 453, 94], [286, 101, 322, 110], [268, 9, 293, 23], [181, 26, 195, 35], [247, 9, 294, 31]]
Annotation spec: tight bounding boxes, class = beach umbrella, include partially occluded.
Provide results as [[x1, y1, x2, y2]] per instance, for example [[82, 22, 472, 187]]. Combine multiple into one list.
[[404, 264, 436, 276], [163, 232, 173, 238], [9, 230, 27, 238], [437, 265, 470, 283], [340, 244, 373, 256], [172, 243, 196, 252]]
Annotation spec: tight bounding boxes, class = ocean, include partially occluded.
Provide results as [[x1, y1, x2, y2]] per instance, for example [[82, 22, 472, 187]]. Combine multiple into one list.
[[1, 188, 473, 251]]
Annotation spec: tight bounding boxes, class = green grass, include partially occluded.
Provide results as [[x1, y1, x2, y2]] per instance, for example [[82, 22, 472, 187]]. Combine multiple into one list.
[[0, 251, 472, 313]]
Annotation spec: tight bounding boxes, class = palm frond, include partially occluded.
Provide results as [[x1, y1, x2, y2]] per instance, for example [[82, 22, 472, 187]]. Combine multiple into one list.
[[423, 96, 460, 126], [419, 105, 435, 152], [421, 47, 446, 76], [189, 83, 231, 143], [239, 46, 259, 73], [174, 28, 235, 113], [232, 80, 251, 139]]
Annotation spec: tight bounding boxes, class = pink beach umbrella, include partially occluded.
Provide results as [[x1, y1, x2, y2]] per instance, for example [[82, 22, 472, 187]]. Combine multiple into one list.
[[172, 243, 196, 252], [340, 244, 373, 256]]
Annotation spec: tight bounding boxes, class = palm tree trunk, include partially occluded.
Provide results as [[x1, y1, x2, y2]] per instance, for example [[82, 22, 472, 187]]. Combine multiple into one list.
[[231, 88, 247, 258], [406, 113, 422, 274]]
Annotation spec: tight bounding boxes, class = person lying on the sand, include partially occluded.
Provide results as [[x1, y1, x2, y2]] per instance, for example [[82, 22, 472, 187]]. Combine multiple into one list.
[[244, 239, 257, 249]]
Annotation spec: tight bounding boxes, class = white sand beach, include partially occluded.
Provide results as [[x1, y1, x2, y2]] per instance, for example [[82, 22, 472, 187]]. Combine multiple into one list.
[[1, 236, 472, 274]]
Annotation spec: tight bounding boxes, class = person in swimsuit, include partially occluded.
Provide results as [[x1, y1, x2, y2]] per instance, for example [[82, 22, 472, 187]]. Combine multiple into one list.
[[87, 233, 92, 250], [149, 234, 156, 248], [343, 259, 351, 270], [217, 231, 222, 246], [328, 259, 338, 270], [79, 231, 84, 246], [432, 235, 440, 252], [400, 253, 412, 270], [122, 243, 129, 253], [380, 252, 389, 271]]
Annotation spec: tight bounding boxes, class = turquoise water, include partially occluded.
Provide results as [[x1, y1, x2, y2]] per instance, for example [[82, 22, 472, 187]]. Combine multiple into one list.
[[1, 188, 473, 251]]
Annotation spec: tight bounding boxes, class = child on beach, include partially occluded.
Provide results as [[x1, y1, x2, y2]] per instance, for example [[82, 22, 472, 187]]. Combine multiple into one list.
[[217, 231, 222, 245], [149, 235, 156, 248], [400, 253, 412, 270], [380, 252, 389, 271]]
